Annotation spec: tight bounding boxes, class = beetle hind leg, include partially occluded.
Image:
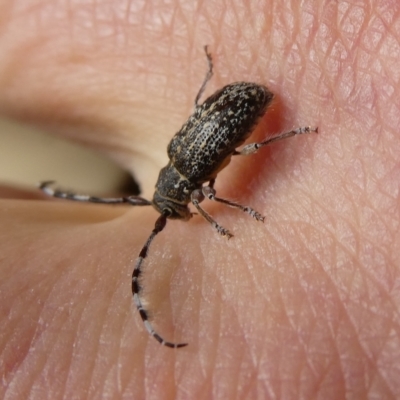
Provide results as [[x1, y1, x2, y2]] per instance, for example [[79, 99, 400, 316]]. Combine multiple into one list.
[[235, 126, 318, 156]]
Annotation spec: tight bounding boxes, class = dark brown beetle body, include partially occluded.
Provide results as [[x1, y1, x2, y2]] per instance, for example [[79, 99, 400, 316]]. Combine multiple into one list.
[[169, 83, 273, 182], [153, 83, 274, 220], [40, 47, 317, 348]]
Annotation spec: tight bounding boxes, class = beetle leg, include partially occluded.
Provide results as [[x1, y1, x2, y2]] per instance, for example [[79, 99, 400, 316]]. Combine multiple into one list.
[[202, 186, 264, 222], [191, 189, 233, 238], [235, 126, 318, 156], [194, 45, 214, 108], [39, 181, 152, 206]]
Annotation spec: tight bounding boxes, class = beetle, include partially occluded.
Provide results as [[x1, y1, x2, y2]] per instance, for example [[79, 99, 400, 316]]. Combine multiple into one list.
[[40, 46, 317, 348]]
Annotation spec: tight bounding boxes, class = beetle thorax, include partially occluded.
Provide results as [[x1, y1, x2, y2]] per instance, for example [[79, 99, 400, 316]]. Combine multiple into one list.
[[152, 163, 198, 220]]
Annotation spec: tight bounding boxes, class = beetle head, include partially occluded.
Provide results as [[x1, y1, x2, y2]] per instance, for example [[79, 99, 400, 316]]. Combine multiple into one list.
[[152, 192, 192, 220]]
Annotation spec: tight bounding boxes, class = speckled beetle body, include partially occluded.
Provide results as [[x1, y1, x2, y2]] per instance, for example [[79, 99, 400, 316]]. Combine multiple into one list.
[[153, 82, 274, 220], [40, 46, 317, 348], [168, 82, 273, 182]]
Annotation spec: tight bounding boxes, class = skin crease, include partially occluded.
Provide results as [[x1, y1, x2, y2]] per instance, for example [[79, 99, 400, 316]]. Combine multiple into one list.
[[0, 0, 400, 399]]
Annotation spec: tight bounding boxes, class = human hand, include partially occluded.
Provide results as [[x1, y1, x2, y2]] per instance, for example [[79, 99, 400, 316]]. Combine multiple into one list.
[[1, 1, 399, 398]]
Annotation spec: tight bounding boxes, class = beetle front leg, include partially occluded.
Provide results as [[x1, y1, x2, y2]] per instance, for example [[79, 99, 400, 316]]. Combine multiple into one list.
[[191, 189, 233, 238], [202, 186, 265, 222]]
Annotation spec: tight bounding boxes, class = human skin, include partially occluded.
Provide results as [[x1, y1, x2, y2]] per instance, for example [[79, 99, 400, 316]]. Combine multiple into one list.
[[1, 0, 400, 399]]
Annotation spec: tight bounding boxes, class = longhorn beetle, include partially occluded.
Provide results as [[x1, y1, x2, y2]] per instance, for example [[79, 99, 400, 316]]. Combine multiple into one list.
[[40, 46, 317, 348]]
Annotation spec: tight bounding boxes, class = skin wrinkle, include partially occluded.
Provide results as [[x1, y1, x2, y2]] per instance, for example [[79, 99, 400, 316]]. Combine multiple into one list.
[[350, 155, 398, 247], [239, 355, 259, 400], [58, 276, 100, 398], [253, 347, 271, 399], [339, 3, 369, 51], [1, 297, 40, 395], [275, 234, 325, 350], [235, 235, 265, 306], [328, 327, 350, 398], [211, 262, 245, 348], [326, 333, 349, 398], [373, 321, 400, 373], [286, 214, 396, 392], [225, 257, 261, 347], [37, 311, 76, 399], [378, 334, 400, 396], [308, 364, 334, 400], [99, 302, 125, 397], [278, 285, 321, 387], [297, 177, 358, 257], [368, 353, 396, 399], [117, 330, 137, 399], [104, 340, 124, 398], [239, 355, 258, 399], [352, 264, 394, 330], [202, 244, 250, 397], [155, 248, 188, 338], [3, 250, 75, 396], [199, 260, 215, 357], [337, 293, 394, 396], [144, 271, 184, 398], [334, 321, 374, 398], [316, 159, 366, 227], [121, 338, 145, 399], [34, 269, 84, 394], [170, 267, 189, 342], [325, 212, 395, 319], [307, 349, 337, 398], [59, 229, 128, 398], [195, 237, 219, 379], [239, 229, 284, 311], [253, 242, 321, 393], [13, 275, 71, 399], [86, 273, 126, 398]]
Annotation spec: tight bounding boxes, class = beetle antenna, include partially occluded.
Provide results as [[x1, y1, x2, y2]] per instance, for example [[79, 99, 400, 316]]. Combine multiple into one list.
[[132, 213, 188, 348]]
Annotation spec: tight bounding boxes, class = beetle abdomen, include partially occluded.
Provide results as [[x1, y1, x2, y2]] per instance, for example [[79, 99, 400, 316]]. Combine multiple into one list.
[[168, 82, 274, 182]]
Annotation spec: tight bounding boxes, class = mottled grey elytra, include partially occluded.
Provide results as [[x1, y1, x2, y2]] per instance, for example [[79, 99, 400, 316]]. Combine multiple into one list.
[[40, 46, 317, 348]]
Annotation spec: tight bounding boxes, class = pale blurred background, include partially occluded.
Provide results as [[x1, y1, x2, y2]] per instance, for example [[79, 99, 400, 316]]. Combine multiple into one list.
[[0, 117, 138, 198]]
